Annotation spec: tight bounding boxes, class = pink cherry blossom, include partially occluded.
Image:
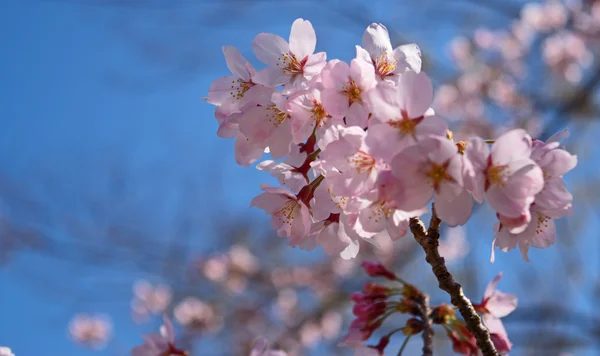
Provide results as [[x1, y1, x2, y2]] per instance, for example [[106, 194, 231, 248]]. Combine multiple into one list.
[[353, 171, 427, 240], [287, 88, 339, 144], [320, 59, 376, 128], [131, 316, 187, 356], [256, 160, 308, 193], [530, 130, 577, 218], [356, 23, 422, 81], [239, 92, 293, 159], [207, 46, 275, 120], [306, 181, 360, 259], [473, 273, 517, 318], [309, 214, 360, 260], [483, 315, 512, 353], [466, 129, 544, 232], [234, 134, 266, 167], [471, 273, 516, 353], [313, 125, 382, 196], [492, 205, 557, 262], [252, 18, 326, 94], [390, 137, 472, 226], [365, 71, 448, 160], [250, 184, 311, 245]]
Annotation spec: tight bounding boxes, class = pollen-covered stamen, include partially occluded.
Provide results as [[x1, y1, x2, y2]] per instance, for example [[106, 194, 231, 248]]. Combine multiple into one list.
[[311, 100, 328, 128], [265, 105, 290, 128], [484, 156, 510, 190], [229, 78, 254, 100], [341, 78, 362, 105], [535, 214, 550, 235], [327, 187, 348, 210], [348, 150, 376, 174], [372, 51, 397, 78], [367, 201, 393, 224], [274, 198, 301, 226], [277, 52, 306, 76], [425, 161, 455, 192], [456, 141, 467, 154]]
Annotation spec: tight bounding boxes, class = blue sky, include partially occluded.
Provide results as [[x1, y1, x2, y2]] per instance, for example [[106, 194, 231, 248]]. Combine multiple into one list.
[[1, 0, 599, 355]]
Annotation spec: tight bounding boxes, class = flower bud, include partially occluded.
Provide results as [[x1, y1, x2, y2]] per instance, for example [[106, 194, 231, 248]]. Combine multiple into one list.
[[396, 299, 421, 316], [372, 335, 390, 354], [402, 318, 424, 336], [401, 284, 423, 299], [430, 304, 456, 324], [361, 261, 397, 280], [363, 282, 391, 298]]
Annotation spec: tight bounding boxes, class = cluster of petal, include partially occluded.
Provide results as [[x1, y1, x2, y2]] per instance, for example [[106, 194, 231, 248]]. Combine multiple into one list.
[[205, 18, 576, 261], [488, 129, 577, 262]]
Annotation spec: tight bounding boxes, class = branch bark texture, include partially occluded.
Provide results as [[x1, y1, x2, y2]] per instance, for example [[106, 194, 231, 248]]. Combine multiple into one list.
[[410, 206, 499, 356], [417, 294, 433, 356]]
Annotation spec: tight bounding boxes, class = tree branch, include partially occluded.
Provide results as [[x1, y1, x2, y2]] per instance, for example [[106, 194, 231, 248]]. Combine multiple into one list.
[[417, 293, 433, 355], [410, 205, 498, 356]]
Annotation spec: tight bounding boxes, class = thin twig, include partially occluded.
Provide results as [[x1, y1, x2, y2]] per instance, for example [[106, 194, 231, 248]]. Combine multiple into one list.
[[397, 335, 412, 356], [410, 205, 499, 356]]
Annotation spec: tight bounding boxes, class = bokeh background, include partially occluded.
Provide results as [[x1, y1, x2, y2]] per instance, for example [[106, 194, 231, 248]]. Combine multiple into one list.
[[1, 0, 600, 355]]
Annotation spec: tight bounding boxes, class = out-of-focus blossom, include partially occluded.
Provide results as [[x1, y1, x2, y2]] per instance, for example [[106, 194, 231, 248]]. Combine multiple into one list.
[[174, 297, 221, 333], [131, 280, 172, 322], [492, 130, 577, 262], [68, 313, 112, 349], [250, 337, 288, 356], [228, 244, 260, 275], [0, 347, 14, 356], [438, 226, 470, 264]]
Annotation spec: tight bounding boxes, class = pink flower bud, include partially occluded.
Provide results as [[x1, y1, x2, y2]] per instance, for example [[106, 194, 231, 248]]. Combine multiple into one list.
[[361, 261, 397, 280]]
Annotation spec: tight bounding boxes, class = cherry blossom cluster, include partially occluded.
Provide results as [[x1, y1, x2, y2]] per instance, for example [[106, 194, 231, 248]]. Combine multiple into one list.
[[205, 18, 576, 263], [438, 0, 600, 139], [342, 262, 517, 355]]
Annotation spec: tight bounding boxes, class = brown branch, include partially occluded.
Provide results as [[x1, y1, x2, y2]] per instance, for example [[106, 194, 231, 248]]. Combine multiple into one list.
[[417, 293, 433, 356], [410, 206, 498, 356]]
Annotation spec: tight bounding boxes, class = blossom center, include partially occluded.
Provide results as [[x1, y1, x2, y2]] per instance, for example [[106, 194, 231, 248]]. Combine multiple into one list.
[[229, 79, 254, 100], [311, 100, 328, 127], [485, 164, 510, 189], [373, 51, 397, 78], [368, 201, 393, 223], [425, 162, 454, 191], [278, 52, 305, 76], [265, 105, 290, 128], [274, 199, 300, 225], [342, 78, 362, 105], [327, 188, 348, 210], [348, 150, 376, 173]]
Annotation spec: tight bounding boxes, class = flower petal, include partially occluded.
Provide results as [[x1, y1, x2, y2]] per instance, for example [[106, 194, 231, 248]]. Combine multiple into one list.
[[289, 18, 316, 59]]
